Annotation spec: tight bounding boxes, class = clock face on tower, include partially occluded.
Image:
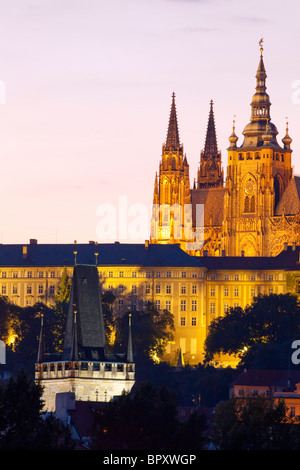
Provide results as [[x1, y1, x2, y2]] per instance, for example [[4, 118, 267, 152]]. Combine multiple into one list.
[[244, 180, 255, 195]]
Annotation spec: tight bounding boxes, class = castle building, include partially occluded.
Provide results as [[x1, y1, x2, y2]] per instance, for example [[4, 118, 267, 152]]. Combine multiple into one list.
[[1, 240, 300, 366], [1, 42, 300, 369], [35, 263, 135, 412], [151, 42, 300, 257]]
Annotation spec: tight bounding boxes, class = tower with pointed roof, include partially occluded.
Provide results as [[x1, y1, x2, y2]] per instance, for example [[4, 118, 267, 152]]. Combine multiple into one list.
[[190, 100, 225, 256], [197, 100, 223, 189], [35, 263, 135, 412], [222, 40, 295, 256], [150, 41, 300, 258], [150, 93, 193, 250]]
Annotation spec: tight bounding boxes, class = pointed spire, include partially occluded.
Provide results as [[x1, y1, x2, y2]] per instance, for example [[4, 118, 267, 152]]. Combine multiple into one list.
[[228, 117, 238, 147], [127, 313, 133, 363], [165, 92, 180, 150], [282, 119, 292, 149], [197, 100, 223, 189], [70, 305, 78, 361], [203, 100, 219, 157], [37, 313, 44, 363], [250, 38, 271, 122]]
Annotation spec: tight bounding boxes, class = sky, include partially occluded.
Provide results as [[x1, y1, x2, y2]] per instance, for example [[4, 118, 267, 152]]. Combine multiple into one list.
[[0, 0, 299, 245]]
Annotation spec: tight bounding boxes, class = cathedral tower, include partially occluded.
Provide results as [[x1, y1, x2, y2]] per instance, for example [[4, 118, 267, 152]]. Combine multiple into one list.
[[223, 41, 293, 256], [197, 100, 223, 189], [150, 93, 193, 250]]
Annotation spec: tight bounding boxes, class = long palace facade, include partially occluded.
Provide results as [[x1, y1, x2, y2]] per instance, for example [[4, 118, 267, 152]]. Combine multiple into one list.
[[2, 43, 300, 366], [1, 240, 300, 365]]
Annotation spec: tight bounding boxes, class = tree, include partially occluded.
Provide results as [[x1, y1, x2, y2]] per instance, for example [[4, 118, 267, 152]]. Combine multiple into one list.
[[204, 293, 300, 367], [213, 394, 300, 450], [91, 382, 207, 450], [0, 295, 21, 347], [114, 302, 175, 364], [0, 370, 74, 449], [101, 290, 116, 351], [6, 301, 55, 375], [51, 266, 72, 353]]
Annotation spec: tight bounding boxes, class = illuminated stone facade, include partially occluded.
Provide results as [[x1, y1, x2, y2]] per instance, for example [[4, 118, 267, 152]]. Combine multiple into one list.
[[1, 241, 300, 367], [151, 44, 300, 257], [35, 264, 135, 412]]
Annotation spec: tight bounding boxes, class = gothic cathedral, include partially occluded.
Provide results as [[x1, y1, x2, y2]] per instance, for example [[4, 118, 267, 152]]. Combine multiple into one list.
[[150, 43, 300, 257]]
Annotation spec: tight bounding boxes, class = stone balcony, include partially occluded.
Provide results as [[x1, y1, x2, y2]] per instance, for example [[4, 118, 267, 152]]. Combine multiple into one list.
[[35, 360, 135, 381]]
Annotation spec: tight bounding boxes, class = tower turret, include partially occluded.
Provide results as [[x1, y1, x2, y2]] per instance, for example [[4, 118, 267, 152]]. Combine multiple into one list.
[[197, 100, 223, 188], [150, 93, 192, 249], [223, 40, 293, 257]]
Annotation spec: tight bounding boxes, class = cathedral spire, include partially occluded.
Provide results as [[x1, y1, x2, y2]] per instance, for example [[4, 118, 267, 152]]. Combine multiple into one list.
[[203, 100, 219, 157], [250, 38, 271, 122], [241, 40, 280, 148], [165, 92, 180, 150], [197, 100, 223, 189]]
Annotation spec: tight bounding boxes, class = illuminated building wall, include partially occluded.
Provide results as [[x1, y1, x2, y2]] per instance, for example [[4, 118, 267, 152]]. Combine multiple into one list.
[[151, 43, 300, 258], [1, 241, 300, 366]]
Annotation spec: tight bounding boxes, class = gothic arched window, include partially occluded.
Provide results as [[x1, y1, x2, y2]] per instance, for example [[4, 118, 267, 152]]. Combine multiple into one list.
[[250, 196, 255, 212], [244, 196, 250, 212]]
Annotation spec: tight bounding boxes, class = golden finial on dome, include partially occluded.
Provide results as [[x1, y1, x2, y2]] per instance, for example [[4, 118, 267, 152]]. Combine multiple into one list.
[[259, 37, 264, 55], [229, 114, 238, 147], [282, 116, 292, 149]]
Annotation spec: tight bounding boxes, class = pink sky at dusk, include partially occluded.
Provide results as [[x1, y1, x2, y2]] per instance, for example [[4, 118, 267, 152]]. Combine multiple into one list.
[[0, 0, 299, 244]]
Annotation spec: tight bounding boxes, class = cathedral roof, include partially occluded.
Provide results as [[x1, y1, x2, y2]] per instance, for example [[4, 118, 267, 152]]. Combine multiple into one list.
[[275, 175, 300, 216], [191, 187, 225, 226]]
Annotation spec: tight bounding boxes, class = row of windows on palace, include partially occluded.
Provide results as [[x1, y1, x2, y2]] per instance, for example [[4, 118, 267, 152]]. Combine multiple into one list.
[[100, 271, 282, 281], [0, 270, 58, 279], [113, 286, 276, 314], [107, 282, 277, 296], [0, 269, 283, 282]]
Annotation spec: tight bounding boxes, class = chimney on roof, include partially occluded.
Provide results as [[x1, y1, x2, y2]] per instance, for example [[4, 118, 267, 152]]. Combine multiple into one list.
[[241, 250, 244, 257], [30, 239, 37, 245], [293, 242, 296, 251], [203, 250, 208, 257], [145, 240, 149, 250], [22, 246, 27, 259], [284, 242, 288, 251], [222, 250, 226, 257]]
